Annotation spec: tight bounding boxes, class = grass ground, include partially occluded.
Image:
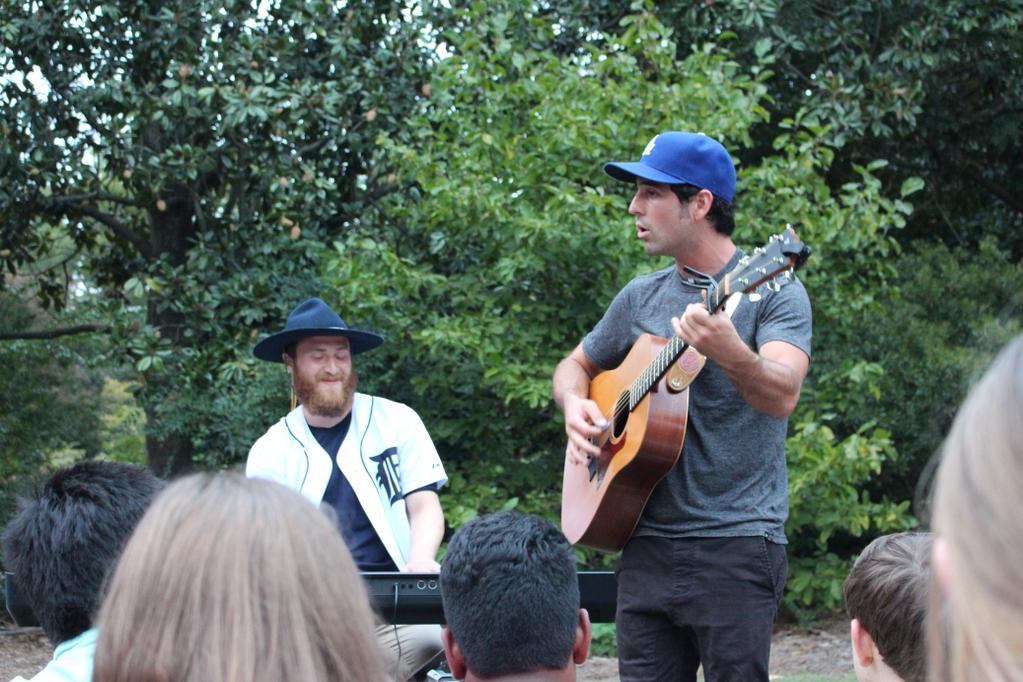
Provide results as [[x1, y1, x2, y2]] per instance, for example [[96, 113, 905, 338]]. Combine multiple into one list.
[[577, 616, 856, 682]]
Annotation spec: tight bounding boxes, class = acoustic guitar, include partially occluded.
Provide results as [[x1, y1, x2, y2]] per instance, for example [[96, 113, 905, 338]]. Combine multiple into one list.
[[561, 226, 811, 551]]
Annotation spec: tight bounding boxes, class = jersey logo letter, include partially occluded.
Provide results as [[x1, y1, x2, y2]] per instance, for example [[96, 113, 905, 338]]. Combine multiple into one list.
[[371, 447, 402, 504]]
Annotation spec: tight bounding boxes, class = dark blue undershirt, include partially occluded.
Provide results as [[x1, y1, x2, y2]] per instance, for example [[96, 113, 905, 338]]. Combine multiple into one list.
[[309, 417, 398, 571]]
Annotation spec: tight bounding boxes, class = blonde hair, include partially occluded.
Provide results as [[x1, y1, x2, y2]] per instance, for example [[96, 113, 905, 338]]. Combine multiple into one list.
[[93, 473, 386, 682], [929, 335, 1023, 682]]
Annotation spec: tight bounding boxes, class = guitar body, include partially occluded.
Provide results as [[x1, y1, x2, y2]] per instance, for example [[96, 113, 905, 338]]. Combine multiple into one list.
[[561, 334, 693, 551]]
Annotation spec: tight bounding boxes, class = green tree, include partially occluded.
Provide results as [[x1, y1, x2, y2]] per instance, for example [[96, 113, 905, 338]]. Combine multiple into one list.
[[649, 0, 1023, 254], [839, 238, 1023, 515], [431, 1, 1023, 256], [1, 0, 444, 474], [0, 292, 106, 517]]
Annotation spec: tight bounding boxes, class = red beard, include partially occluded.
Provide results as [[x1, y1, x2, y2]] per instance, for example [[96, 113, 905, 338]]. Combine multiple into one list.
[[294, 367, 357, 418]]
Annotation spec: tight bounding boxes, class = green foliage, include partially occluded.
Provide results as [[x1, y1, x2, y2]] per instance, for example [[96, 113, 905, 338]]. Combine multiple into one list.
[[778, 237, 1023, 616], [589, 622, 618, 658], [0, 0, 447, 473], [654, 0, 1023, 253], [836, 237, 1023, 515], [97, 379, 147, 465], [0, 296, 105, 470], [0, 294, 153, 519], [784, 362, 915, 617], [191, 362, 293, 471]]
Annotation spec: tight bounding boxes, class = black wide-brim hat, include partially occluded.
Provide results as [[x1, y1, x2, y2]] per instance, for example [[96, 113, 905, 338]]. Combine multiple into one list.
[[252, 297, 384, 362]]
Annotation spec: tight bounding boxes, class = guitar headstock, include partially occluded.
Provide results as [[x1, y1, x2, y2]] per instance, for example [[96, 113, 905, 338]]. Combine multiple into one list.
[[683, 225, 811, 313]]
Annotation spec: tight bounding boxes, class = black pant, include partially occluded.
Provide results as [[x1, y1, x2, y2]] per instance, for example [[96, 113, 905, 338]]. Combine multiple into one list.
[[615, 535, 787, 682]]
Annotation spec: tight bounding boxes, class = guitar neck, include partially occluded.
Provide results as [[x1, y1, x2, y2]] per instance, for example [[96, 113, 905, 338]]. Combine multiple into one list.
[[626, 283, 733, 406], [628, 335, 689, 409], [625, 225, 811, 412]]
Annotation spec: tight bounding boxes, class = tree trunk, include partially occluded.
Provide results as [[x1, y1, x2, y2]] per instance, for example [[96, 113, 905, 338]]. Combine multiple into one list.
[[143, 191, 198, 477], [145, 430, 195, 478]]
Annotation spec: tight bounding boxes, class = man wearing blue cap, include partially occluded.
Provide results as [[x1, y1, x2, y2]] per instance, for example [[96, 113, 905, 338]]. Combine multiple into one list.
[[553, 132, 812, 681], [246, 297, 447, 678]]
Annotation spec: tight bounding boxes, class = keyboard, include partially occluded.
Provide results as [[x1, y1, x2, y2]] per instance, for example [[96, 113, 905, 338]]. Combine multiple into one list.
[[362, 571, 617, 624]]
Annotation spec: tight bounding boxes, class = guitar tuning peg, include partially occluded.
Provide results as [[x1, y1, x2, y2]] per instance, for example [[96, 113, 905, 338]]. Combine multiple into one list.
[[766, 280, 781, 293], [748, 292, 762, 303]]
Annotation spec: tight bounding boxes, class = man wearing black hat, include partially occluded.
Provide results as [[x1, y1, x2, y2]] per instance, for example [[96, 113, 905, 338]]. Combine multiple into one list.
[[247, 297, 447, 677], [552, 132, 812, 681]]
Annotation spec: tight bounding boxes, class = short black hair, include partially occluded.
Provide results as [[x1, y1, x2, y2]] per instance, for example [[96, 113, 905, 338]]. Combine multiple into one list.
[[844, 531, 932, 682], [440, 511, 579, 678], [2, 461, 164, 645], [672, 183, 735, 236]]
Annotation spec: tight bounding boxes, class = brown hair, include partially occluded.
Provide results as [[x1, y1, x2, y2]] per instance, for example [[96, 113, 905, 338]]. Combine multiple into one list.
[[928, 335, 1023, 682], [844, 531, 931, 682], [670, 183, 735, 236], [93, 473, 385, 682]]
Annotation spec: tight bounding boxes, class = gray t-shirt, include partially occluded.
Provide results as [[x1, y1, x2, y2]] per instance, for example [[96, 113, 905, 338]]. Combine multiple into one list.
[[582, 249, 812, 543]]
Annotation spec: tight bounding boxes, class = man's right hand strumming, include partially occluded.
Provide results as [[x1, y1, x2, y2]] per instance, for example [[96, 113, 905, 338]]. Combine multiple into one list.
[[553, 343, 608, 467], [562, 392, 607, 466]]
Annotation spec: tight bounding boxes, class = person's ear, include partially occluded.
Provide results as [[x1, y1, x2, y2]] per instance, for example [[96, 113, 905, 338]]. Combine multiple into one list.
[[933, 536, 952, 591], [850, 618, 876, 667], [689, 188, 714, 221], [572, 608, 592, 665], [442, 627, 467, 679]]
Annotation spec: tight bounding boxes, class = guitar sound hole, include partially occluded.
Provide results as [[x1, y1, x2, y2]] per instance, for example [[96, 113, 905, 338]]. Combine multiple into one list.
[[611, 393, 629, 439]]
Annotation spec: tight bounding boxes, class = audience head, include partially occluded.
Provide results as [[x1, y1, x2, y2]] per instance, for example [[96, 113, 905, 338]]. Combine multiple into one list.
[[92, 473, 385, 682], [844, 532, 931, 682], [440, 511, 590, 681], [2, 460, 163, 645], [929, 334, 1023, 682]]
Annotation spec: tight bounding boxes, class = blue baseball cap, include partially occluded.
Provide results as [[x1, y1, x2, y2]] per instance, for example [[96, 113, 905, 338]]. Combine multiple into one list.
[[253, 297, 384, 362], [603, 131, 736, 202]]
